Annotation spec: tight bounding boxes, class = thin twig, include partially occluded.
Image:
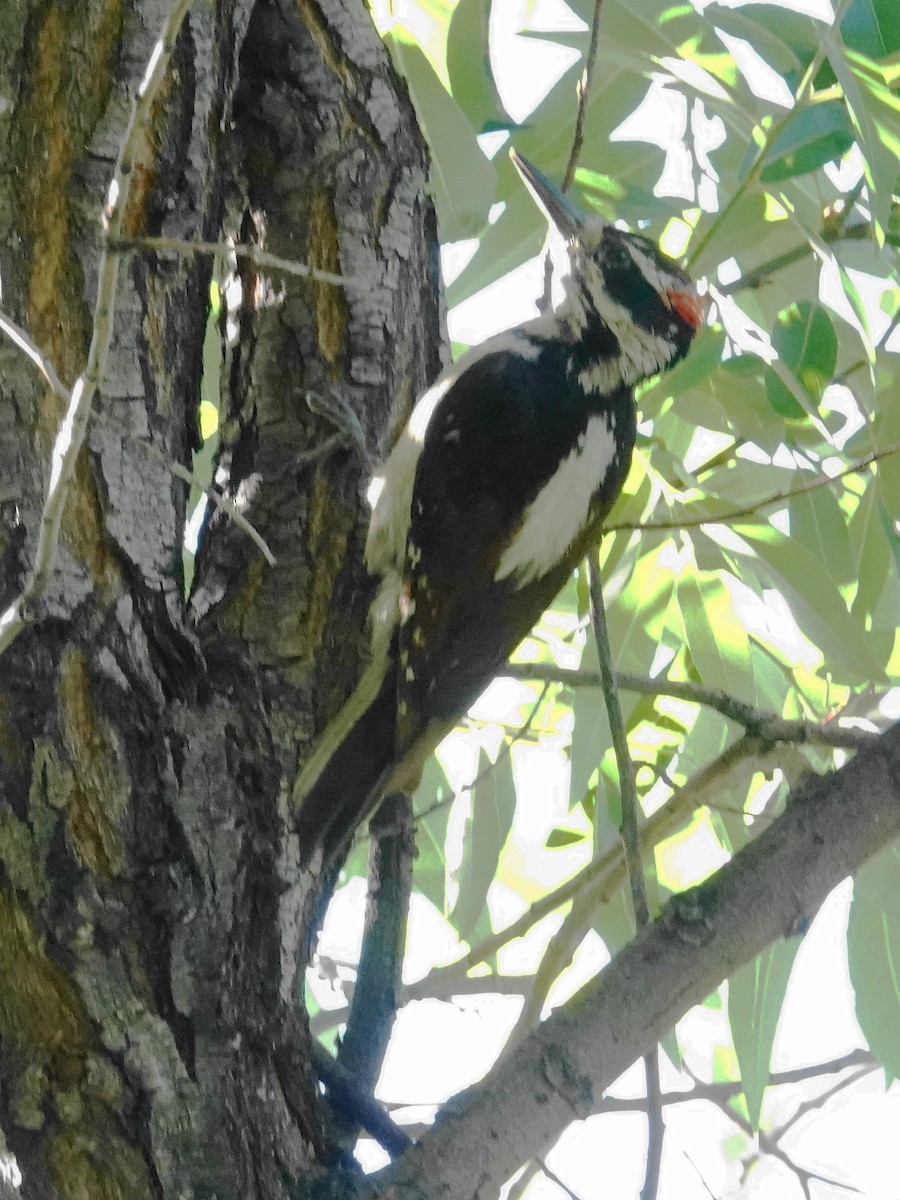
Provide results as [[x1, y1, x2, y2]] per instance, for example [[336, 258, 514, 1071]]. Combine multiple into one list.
[[588, 556, 662, 1200], [588, 558, 648, 926], [641, 1050, 664, 1200], [0, 307, 70, 402], [687, 16, 842, 270], [384, 1049, 879, 1125], [368, 682, 552, 838], [604, 440, 900, 535], [309, 1041, 412, 1158], [168, 462, 276, 566], [537, 1157, 584, 1200], [415, 733, 765, 989], [110, 234, 361, 288], [0, 0, 196, 656], [562, 0, 606, 191], [500, 663, 878, 751], [719, 179, 869, 296]]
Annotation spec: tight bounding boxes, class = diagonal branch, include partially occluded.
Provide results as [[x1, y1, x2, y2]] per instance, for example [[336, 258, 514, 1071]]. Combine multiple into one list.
[[363, 722, 900, 1199], [562, 0, 606, 191], [412, 734, 768, 998], [602, 440, 900, 536], [500, 662, 878, 751]]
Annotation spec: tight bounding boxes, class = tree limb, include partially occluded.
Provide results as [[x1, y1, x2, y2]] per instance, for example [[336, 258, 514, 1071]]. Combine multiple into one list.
[[365, 722, 900, 1199], [502, 662, 877, 751]]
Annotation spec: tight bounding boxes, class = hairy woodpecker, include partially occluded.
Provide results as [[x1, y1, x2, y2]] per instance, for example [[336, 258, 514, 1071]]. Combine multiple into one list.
[[295, 152, 703, 868]]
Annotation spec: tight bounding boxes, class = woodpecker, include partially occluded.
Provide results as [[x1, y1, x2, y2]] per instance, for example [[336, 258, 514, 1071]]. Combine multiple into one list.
[[295, 151, 703, 868]]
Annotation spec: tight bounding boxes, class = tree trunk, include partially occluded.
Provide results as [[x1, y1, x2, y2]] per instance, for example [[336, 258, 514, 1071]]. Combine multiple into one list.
[[0, 1, 441, 1195]]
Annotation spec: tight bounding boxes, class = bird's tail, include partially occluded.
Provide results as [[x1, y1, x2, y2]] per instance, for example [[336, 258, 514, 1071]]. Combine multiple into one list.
[[294, 580, 401, 867]]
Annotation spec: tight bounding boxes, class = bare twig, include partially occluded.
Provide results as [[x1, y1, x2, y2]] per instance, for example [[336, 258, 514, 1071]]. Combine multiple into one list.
[[412, 734, 766, 1004], [167, 461, 276, 566], [687, 20, 840, 270], [367, 681, 553, 839], [505, 1161, 542, 1200], [335, 794, 414, 1147], [588, 556, 663, 1200], [562, 0, 606, 191], [110, 234, 361, 289], [503, 882, 598, 1053], [537, 1157, 584, 1200], [386, 1049, 880, 1130], [603, 440, 900, 536], [500, 663, 878, 751], [0, 307, 69, 402], [0, 0, 196, 656], [309, 1041, 412, 1158]]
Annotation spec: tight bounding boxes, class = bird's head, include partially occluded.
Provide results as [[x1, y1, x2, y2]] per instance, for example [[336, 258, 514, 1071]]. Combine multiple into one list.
[[511, 150, 704, 387]]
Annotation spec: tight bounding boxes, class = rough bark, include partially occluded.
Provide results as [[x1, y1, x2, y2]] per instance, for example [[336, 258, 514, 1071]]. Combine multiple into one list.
[[0, 1, 440, 1196], [3, 2, 899, 1199]]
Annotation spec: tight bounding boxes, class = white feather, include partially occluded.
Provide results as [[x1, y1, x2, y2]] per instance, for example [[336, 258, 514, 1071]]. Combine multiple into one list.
[[494, 413, 617, 586], [364, 331, 542, 578]]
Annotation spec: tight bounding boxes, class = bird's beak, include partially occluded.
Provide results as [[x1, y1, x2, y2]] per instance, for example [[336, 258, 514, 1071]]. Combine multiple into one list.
[[510, 149, 589, 241]]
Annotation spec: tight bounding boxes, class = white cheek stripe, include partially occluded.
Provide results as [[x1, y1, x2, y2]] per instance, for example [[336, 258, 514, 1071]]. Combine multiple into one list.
[[495, 413, 617, 587]]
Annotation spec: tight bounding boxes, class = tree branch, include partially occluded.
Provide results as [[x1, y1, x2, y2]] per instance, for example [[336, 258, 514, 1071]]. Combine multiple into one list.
[[364, 722, 900, 1199], [109, 234, 361, 288], [602, 440, 900, 536], [0, 0, 196, 656], [588, 555, 660, 1199], [500, 663, 878, 751], [402, 735, 768, 1021], [309, 1042, 412, 1159], [334, 793, 414, 1147], [562, 0, 605, 191]]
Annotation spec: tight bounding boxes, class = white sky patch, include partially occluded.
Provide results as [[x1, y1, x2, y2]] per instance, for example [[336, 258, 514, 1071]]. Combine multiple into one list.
[[490, 0, 586, 124], [449, 255, 546, 343], [495, 414, 617, 585], [714, 29, 795, 107], [684, 426, 732, 474], [441, 238, 479, 289]]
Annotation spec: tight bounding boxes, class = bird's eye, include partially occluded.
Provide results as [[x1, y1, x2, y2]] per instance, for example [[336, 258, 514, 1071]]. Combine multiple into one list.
[[605, 242, 632, 270]]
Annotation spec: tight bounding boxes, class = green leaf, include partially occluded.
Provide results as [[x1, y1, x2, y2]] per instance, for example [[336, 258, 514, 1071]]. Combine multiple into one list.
[[446, 0, 508, 133], [451, 748, 517, 938], [676, 571, 755, 702], [638, 327, 727, 416], [706, 3, 806, 80], [736, 524, 887, 683], [386, 34, 497, 240], [546, 827, 588, 849], [789, 485, 855, 589], [729, 939, 802, 1129], [574, 168, 686, 222], [848, 840, 900, 1081], [568, 673, 610, 812], [823, 35, 900, 239], [849, 482, 891, 621], [711, 356, 787, 452], [413, 756, 454, 913], [764, 302, 838, 419], [760, 101, 855, 182], [841, 0, 900, 60]]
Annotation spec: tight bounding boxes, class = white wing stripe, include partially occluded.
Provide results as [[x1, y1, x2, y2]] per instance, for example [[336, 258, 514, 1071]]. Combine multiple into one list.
[[494, 413, 617, 587]]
